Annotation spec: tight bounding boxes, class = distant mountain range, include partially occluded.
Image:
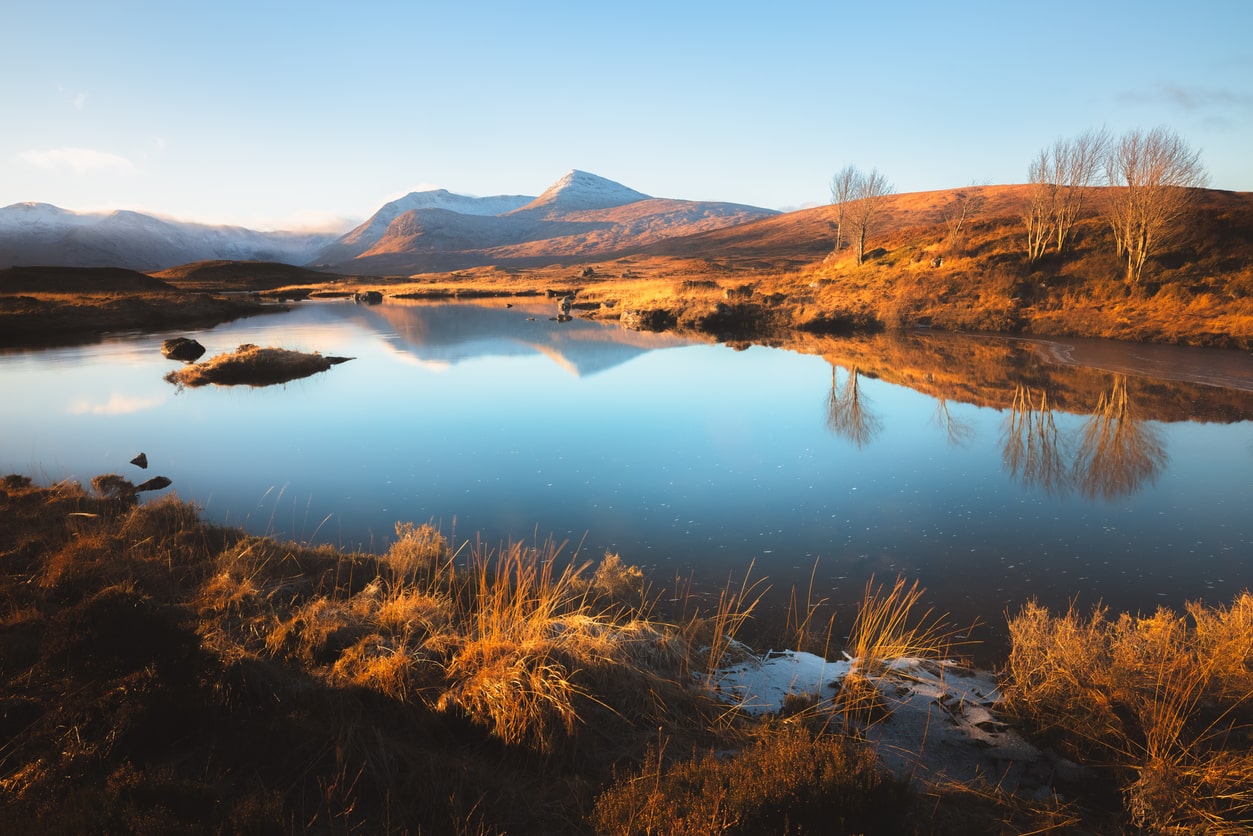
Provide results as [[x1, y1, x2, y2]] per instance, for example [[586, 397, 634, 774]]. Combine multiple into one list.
[[0, 203, 338, 273], [0, 171, 778, 275]]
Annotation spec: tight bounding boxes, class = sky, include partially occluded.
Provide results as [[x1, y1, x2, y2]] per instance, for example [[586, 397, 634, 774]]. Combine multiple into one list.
[[4, 0, 1251, 231]]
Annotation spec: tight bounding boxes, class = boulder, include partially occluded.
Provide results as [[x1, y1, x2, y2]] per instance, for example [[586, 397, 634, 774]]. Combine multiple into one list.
[[135, 476, 172, 492], [161, 337, 206, 362]]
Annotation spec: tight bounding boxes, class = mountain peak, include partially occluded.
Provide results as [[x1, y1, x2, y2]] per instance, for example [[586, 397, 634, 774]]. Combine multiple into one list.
[[518, 170, 651, 213]]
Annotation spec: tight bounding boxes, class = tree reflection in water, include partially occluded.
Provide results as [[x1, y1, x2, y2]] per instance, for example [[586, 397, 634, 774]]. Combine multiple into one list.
[[1073, 375, 1167, 500], [1002, 385, 1069, 495], [825, 365, 882, 448], [932, 397, 976, 446]]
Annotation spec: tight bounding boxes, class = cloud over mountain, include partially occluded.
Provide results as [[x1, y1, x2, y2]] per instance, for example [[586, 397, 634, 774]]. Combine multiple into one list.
[[0, 202, 338, 272]]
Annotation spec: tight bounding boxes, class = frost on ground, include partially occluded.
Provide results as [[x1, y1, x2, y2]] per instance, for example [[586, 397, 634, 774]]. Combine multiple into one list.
[[711, 649, 1086, 799]]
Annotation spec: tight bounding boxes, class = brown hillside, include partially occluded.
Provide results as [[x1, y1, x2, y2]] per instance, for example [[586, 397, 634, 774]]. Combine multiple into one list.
[[642, 185, 1253, 270], [153, 260, 340, 292], [0, 265, 175, 294]]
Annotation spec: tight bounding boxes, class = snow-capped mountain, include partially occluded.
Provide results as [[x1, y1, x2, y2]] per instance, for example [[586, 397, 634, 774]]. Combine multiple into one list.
[[510, 170, 651, 215], [0, 202, 339, 272], [314, 189, 535, 268], [313, 170, 778, 275], [2, 170, 779, 276]]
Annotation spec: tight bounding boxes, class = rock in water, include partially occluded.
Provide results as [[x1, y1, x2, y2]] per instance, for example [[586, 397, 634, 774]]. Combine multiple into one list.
[[135, 476, 172, 492], [130, 452, 148, 469], [161, 337, 206, 362]]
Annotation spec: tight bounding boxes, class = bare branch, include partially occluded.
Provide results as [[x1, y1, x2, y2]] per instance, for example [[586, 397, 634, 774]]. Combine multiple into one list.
[[829, 164, 858, 252], [847, 168, 895, 265], [1103, 127, 1208, 283]]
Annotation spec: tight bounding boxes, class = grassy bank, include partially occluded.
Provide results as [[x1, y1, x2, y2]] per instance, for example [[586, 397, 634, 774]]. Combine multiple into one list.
[[3, 475, 1251, 833], [0, 290, 286, 349], [327, 189, 1252, 350]]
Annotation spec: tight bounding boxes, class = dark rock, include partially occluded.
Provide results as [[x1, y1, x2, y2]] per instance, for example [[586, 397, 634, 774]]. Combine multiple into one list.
[[130, 452, 148, 469], [135, 476, 172, 492], [353, 290, 383, 304], [620, 308, 675, 332], [161, 337, 206, 362]]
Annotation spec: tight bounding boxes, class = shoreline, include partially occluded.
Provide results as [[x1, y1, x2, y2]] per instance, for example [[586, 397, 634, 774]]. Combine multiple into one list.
[[3, 473, 1249, 832]]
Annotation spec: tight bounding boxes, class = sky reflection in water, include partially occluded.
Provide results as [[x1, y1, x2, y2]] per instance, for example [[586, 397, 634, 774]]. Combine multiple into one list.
[[3, 299, 1251, 645]]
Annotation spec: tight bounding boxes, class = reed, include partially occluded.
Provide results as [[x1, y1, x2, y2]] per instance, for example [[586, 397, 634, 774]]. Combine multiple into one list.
[[1003, 594, 1253, 831]]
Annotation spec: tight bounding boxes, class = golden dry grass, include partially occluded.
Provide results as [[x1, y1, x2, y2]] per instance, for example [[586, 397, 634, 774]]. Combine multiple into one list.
[[6, 472, 1253, 832], [164, 343, 351, 387], [1002, 594, 1253, 831], [302, 185, 1253, 350]]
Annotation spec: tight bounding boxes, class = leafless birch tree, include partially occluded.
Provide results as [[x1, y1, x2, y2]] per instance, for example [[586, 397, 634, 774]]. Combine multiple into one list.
[[1023, 149, 1057, 263], [829, 164, 858, 252], [940, 183, 988, 254], [846, 168, 894, 265], [1023, 128, 1109, 262], [1052, 128, 1109, 252], [1103, 126, 1208, 283]]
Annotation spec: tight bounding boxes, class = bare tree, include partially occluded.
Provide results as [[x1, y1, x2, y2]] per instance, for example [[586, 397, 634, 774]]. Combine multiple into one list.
[[846, 168, 895, 265], [1053, 128, 1109, 253], [940, 182, 988, 254], [829, 164, 858, 252], [1023, 128, 1109, 263], [1103, 126, 1208, 283], [1023, 148, 1057, 263]]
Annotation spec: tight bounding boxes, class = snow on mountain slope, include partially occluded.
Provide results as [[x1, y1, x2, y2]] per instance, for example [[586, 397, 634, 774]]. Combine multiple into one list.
[[0, 202, 339, 271], [313, 171, 778, 274], [339, 189, 534, 247], [3, 170, 780, 276], [512, 170, 650, 215], [0, 203, 101, 238], [316, 190, 535, 265]]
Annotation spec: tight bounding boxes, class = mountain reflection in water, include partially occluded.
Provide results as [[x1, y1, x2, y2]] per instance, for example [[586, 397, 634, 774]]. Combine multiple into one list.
[[349, 298, 695, 377], [1, 299, 1250, 655]]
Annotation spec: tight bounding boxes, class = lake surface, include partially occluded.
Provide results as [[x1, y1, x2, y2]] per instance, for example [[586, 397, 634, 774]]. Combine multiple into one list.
[[3, 298, 1251, 653]]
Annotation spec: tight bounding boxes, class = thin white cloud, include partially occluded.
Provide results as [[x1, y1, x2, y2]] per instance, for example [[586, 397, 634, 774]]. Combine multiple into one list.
[[68, 393, 165, 416], [18, 147, 136, 175], [73, 92, 87, 110], [1119, 83, 1253, 116]]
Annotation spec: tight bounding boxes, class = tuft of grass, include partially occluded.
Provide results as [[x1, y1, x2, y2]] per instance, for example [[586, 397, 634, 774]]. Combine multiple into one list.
[[1002, 594, 1253, 831], [164, 344, 351, 388], [591, 724, 907, 835], [834, 575, 963, 724]]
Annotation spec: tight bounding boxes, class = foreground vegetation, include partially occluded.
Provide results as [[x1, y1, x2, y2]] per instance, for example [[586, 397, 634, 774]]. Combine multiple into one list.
[[3, 475, 1251, 833]]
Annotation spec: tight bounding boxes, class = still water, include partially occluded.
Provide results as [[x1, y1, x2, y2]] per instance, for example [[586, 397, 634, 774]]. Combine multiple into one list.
[[3, 298, 1251, 647]]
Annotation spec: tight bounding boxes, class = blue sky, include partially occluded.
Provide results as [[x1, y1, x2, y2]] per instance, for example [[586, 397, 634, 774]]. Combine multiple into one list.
[[4, 1, 1251, 230]]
